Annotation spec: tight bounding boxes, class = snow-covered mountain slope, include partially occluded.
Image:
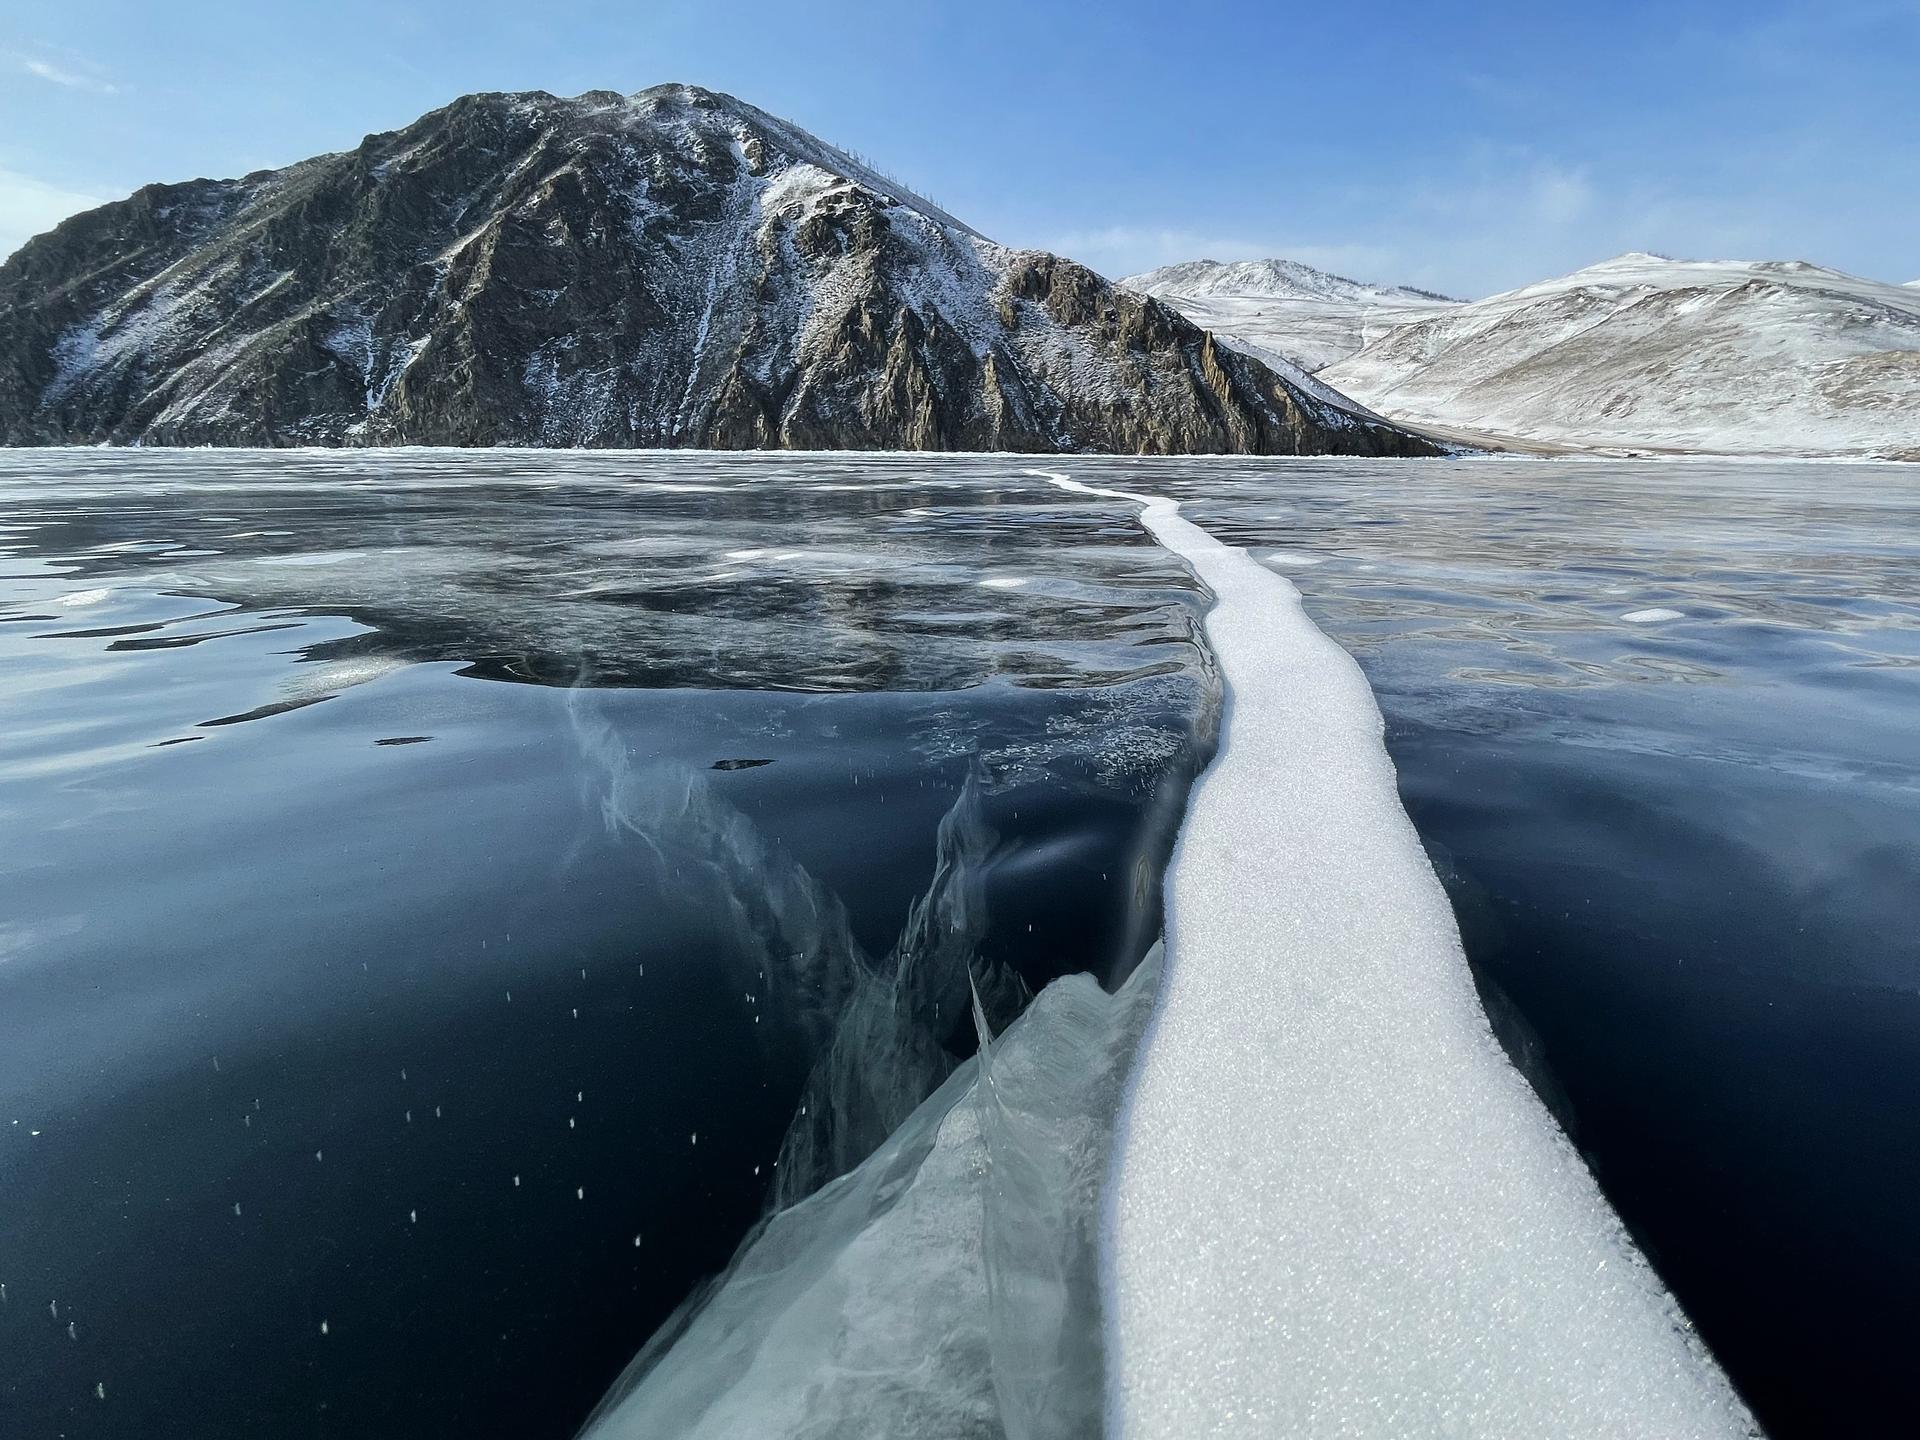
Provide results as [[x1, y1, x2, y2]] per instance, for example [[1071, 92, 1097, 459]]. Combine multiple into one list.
[[1321, 253, 1920, 459], [1124, 258, 1451, 308], [0, 87, 1433, 454], [1122, 258, 1460, 374]]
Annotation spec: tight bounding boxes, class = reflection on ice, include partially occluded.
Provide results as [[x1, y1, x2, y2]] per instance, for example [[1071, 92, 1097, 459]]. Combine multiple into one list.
[[770, 765, 1028, 1205], [562, 666, 1168, 1436], [569, 688, 1033, 1207]]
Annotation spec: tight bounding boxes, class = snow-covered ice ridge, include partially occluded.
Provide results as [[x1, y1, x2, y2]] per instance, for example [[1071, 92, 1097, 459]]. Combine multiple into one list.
[[570, 467, 1753, 1436], [1040, 472, 1758, 1438]]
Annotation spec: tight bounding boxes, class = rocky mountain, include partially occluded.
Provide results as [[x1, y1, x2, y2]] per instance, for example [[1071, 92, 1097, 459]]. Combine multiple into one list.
[[1122, 257, 1460, 376], [1319, 254, 1920, 459], [0, 85, 1433, 455]]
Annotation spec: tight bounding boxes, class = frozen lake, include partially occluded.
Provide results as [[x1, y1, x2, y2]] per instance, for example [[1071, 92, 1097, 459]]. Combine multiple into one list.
[[1, 451, 1914, 1438], [1174, 456, 1920, 1437]]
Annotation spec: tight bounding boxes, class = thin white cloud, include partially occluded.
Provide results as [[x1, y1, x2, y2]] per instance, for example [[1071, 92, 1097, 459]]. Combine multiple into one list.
[[1526, 166, 1596, 227], [0, 168, 107, 261], [13, 53, 119, 95]]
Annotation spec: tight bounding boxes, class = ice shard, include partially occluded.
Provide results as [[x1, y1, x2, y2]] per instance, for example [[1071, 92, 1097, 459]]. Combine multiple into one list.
[[575, 953, 1158, 1440]]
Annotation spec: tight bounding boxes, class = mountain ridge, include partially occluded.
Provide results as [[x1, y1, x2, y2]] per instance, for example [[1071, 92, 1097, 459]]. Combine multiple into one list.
[[1321, 252, 1920, 458], [0, 85, 1434, 456], [1136, 249, 1920, 458]]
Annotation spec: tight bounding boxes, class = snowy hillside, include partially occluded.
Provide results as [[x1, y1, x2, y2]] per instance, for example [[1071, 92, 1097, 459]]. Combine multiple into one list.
[[0, 87, 1431, 455], [1124, 258, 1451, 307], [1122, 257, 1460, 374], [1321, 253, 1920, 459]]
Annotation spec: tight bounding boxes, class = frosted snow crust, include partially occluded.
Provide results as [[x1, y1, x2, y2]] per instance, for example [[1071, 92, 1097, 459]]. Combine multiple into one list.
[[1045, 474, 1758, 1439]]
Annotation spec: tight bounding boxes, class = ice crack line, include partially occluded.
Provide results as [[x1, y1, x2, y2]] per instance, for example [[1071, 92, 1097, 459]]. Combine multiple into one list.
[[1033, 469, 1755, 1440]]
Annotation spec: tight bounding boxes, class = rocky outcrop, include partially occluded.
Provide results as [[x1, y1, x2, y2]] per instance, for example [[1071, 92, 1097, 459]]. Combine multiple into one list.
[[0, 85, 1437, 455]]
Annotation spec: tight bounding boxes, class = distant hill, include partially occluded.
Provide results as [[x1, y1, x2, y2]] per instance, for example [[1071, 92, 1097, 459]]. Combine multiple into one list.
[[1138, 250, 1920, 458], [1124, 258, 1454, 307], [1122, 257, 1460, 375], [1322, 253, 1920, 458]]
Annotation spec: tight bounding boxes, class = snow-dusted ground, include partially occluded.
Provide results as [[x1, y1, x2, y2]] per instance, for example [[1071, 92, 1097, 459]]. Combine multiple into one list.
[[1321, 254, 1920, 459], [1122, 258, 1458, 375], [1050, 474, 1758, 1438]]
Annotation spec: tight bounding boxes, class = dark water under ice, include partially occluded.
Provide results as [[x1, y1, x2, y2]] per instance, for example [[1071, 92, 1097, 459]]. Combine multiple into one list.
[[2, 451, 1916, 1440], [0, 453, 1211, 1440]]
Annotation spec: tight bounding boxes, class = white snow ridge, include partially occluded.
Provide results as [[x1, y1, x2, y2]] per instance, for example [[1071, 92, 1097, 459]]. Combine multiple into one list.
[[1041, 474, 1757, 1440]]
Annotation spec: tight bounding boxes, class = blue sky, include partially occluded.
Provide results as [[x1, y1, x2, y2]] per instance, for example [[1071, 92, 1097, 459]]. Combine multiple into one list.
[[3, 0, 1916, 295]]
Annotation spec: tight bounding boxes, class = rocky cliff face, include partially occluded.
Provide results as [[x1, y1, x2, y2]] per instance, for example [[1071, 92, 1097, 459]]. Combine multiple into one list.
[[0, 85, 1435, 455]]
